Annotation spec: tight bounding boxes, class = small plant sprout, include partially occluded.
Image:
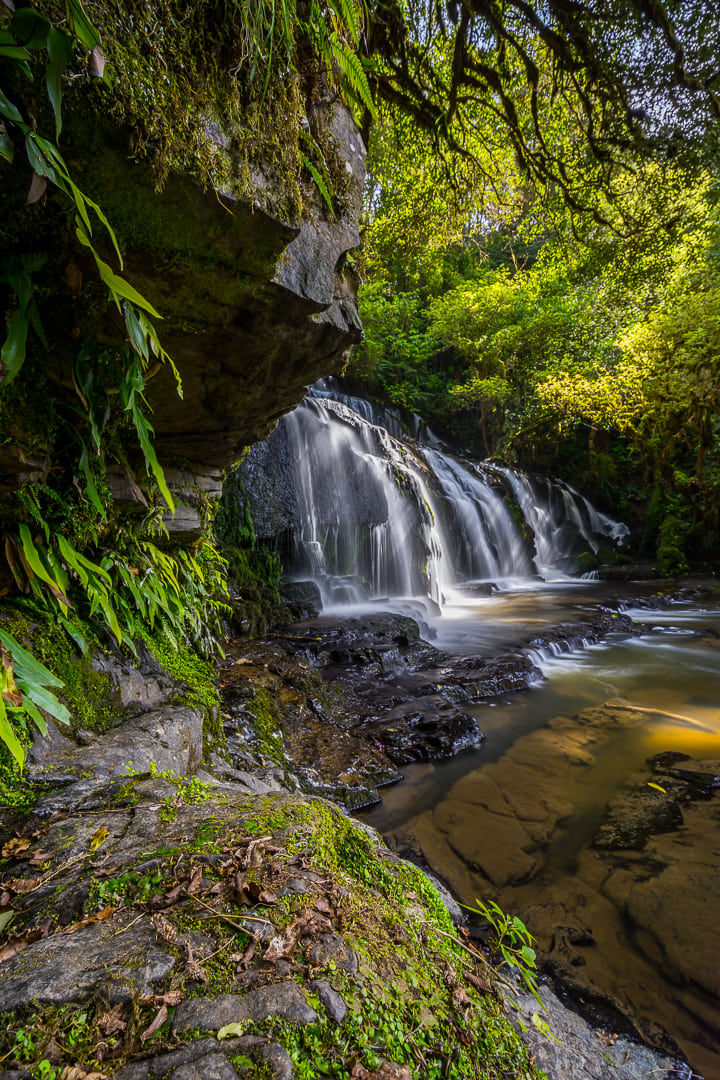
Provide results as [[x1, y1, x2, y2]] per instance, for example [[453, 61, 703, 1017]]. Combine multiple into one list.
[[464, 898, 560, 1044]]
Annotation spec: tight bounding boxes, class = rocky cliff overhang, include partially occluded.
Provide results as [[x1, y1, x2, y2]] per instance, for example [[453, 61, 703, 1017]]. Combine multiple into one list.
[[85, 101, 365, 475]]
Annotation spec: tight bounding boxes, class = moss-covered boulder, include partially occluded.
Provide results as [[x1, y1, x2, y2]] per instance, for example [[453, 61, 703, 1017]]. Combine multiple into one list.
[[0, 783, 542, 1080]]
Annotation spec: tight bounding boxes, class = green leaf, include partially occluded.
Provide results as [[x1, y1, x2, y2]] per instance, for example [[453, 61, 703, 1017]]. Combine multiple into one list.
[[0, 130, 14, 163], [17, 680, 71, 725], [18, 525, 68, 609], [46, 26, 73, 140], [0, 695, 25, 769], [55, 533, 112, 586], [300, 152, 336, 220], [0, 629, 64, 688], [15, 695, 48, 736], [96, 257, 162, 318], [64, 0, 101, 51], [0, 42, 32, 62], [11, 8, 51, 49], [1, 305, 29, 385], [58, 616, 88, 656], [78, 445, 107, 519], [0, 87, 24, 127]]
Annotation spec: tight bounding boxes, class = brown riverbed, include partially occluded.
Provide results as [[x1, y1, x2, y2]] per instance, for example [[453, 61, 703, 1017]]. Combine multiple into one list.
[[363, 597, 720, 1078]]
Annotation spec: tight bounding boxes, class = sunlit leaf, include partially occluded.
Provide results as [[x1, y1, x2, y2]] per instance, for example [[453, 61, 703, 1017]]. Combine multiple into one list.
[[0, 695, 25, 768]]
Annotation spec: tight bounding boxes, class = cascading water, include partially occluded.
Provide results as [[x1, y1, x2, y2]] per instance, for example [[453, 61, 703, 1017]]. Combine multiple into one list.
[[239, 380, 628, 609], [495, 466, 630, 576]]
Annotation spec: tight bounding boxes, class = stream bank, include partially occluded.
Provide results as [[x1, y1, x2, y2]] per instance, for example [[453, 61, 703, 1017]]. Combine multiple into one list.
[[0, 589, 704, 1080]]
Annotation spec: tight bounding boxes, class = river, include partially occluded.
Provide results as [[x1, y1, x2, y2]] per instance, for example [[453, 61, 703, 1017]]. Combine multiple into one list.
[[238, 383, 720, 1077]]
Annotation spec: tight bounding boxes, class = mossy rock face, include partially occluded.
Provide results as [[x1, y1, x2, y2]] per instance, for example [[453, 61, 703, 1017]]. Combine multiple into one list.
[[0, 785, 542, 1080], [3, 4, 365, 485]]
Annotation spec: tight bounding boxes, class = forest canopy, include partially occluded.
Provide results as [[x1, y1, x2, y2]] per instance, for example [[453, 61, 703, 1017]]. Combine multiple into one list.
[[350, 1, 720, 575]]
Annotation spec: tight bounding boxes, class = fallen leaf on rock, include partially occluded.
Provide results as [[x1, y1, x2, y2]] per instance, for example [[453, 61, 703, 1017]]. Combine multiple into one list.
[[351, 1064, 411, 1080], [140, 1005, 167, 1042], [164, 882, 185, 904], [59, 1069, 107, 1080], [88, 827, 109, 852], [58, 906, 115, 936], [596, 1030, 619, 1046], [0, 920, 51, 963], [1, 837, 30, 859], [232, 940, 256, 967], [5, 876, 39, 894], [98, 1004, 126, 1036], [217, 1022, 247, 1040], [243, 836, 272, 868], [187, 866, 203, 894]]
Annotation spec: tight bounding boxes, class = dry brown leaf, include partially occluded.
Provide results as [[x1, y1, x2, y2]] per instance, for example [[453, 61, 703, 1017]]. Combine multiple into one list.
[[351, 1064, 411, 1080], [243, 836, 272, 869], [57, 906, 115, 936], [465, 972, 492, 994], [150, 913, 178, 946], [1, 837, 30, 859], [88, 45, 105, 78], [187, 866, 203, 894], [26, 172, 48, 204], [0, 922, 50, 963], [6, 876, 39, 894], [98, 1004, 126, 1036], [164, 883, 185, 904], [140, 1005, 167, 1042]]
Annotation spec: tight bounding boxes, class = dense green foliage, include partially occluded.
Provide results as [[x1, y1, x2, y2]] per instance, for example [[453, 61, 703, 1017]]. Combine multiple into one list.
[[2, 0, 720, 767], [351, 162, 720, 573]]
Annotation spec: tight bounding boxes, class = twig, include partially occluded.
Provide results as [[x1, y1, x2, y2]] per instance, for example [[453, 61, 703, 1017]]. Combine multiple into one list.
[[189, 894, 261, 935], [431, 924, 493, 969]]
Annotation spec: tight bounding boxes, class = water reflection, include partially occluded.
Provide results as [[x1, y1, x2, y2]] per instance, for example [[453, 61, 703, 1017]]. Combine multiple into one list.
[[362, 597, 720, 1076]]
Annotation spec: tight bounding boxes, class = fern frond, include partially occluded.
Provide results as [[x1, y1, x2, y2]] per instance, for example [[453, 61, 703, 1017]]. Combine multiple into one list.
[[301, 152, 336, 218], [328, 0, 362, 47], [328, 34, 376, 117]]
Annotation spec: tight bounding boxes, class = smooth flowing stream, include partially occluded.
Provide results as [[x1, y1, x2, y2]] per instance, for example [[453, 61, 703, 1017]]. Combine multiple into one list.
[[239, 383, 720, 1077]]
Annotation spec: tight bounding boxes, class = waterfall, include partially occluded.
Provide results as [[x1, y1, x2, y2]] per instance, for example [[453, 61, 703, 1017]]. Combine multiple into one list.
[[238, 382, 628, 609], [495, 467, 629, 577]]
